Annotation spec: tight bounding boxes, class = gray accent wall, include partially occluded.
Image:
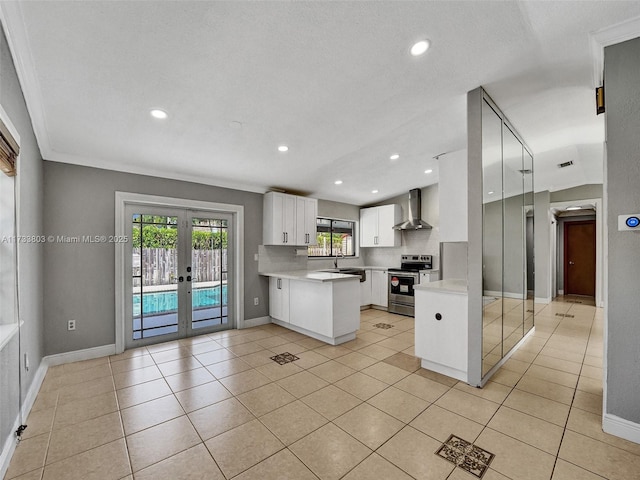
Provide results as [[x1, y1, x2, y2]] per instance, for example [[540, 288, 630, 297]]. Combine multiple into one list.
[[534, 191, 551, 301], [0, 25, 45, 465], [550, 184, 602, 203], [43, 162, 267, 356], [604, 37, 640, 424]]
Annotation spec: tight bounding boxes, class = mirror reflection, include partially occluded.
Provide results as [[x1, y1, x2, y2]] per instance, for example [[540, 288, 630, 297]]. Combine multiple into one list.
[[481, 96, 534, 378]]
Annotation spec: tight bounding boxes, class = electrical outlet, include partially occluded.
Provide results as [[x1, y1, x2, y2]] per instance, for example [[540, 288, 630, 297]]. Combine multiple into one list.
[[67, 320, 76, 331], [254, 297, 259, 306]]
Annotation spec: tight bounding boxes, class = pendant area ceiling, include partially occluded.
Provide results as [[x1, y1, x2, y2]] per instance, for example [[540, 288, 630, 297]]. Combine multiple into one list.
[[1, 1, 639, 205]]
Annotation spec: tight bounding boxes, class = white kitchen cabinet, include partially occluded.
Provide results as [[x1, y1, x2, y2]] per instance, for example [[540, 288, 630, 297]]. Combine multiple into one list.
[[414, 281, 468, 382], [295, 196, 318, 246], [289, 279, 359, 341], [360, 269, 372, 306], [269, 277, 290, 322], [359, 205, 401, 247], [264, 192, 317, 246], [419, 270, 440, 284], [370, 269, 388, 307], [266, 273, 360, 345]]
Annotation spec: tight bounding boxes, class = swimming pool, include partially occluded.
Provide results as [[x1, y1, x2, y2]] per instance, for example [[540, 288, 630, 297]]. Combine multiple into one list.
[[133, 285, 227, 317]]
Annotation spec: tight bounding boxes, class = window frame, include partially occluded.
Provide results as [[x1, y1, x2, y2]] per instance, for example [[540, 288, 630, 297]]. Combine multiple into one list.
[[308, 217, 357, 258]]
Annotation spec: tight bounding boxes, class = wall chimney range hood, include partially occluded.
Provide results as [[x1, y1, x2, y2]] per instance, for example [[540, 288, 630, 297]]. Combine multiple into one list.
[[393, 188, 432, 230]]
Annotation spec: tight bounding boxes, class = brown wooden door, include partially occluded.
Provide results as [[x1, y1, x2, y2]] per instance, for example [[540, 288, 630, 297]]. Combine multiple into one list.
[[564, 220, 596, 296]]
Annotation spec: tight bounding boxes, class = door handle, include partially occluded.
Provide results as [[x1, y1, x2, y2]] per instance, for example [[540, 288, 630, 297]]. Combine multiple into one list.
[[277, 278, 281, 289], [569, 261, 575, 265], [178, 276, 184, 282], [283, 232, 286, 243], [186, 276, 192, 282]]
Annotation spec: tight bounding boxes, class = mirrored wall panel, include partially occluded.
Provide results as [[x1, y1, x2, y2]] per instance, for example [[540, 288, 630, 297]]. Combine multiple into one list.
[[481, 95, 534, 377]]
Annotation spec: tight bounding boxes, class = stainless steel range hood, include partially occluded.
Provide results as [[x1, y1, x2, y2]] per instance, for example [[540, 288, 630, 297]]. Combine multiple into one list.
[[393, 188, 433, 230]]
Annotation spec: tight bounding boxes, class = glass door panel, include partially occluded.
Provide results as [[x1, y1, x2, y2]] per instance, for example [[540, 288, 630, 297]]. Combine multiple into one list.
[[128, 209, 183, 347], [189, 213, 232, 335]]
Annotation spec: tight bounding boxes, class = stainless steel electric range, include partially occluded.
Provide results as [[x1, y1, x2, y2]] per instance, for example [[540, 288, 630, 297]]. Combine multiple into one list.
[[388, 254, 433, 317]]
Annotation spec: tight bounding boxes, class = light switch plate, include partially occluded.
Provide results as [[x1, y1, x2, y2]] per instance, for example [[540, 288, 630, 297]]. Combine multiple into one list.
[[618, 214, 640, 231]]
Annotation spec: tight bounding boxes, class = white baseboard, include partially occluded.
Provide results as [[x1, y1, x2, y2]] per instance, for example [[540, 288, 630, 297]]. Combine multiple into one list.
[[535, 296, 551, 304], [483, 290, 502, 298], [483, 291, 526, 300], [43, 344, 116, 367], [603, 413, 640, 444], [240, 316, 271, 329], [0, 361, 48, 480], [420, 358, 467, 383]]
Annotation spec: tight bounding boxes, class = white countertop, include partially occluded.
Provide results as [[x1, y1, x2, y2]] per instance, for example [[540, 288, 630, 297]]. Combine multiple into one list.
[[414, 278, 467, 294], [260, 270, 360, 282]]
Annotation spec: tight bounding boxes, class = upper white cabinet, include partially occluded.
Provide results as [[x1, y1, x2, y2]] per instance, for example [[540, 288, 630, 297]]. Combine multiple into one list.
[[295, 196, 318, 246], [359, 204, 401, 247], [263, 192, 317, 246]]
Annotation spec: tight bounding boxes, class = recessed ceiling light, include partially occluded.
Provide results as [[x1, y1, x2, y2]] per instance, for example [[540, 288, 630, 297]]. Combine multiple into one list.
[[566, 206, 582, 211], [229, 121, 243, 129], [488, 191, 495, 195], [410, 40, 430, 56], [424, 169, 433, 174], [278, 145, 289, 152], [372, 189, 379, 194], [334, 180, 343, 185], [150, 109, 168, 119], [390, 154, 400, 160]]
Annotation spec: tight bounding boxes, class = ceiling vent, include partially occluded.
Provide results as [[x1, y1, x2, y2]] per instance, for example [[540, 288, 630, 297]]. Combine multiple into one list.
[[558, 160, 574, 168], [518, 169, 532, 174]]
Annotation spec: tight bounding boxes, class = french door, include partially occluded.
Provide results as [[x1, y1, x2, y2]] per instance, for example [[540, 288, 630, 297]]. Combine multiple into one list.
[[124, 205, 233, 348]]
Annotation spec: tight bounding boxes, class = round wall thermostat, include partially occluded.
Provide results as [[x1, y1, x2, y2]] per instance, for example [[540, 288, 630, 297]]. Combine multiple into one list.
[[626, 216, 640, 228]]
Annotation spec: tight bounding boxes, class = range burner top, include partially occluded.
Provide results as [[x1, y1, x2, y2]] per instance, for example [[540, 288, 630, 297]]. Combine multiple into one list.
[[389, 254, 432, 272]]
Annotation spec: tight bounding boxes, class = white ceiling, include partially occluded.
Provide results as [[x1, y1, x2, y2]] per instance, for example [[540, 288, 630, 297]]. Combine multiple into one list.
[[1, 1, 640, 206]]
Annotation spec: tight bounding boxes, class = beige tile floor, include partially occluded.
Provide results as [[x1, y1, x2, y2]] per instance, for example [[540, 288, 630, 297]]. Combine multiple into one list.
[[5, 297, 640, 480]]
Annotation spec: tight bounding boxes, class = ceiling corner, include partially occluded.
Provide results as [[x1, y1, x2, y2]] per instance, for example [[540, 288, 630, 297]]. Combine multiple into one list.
[[0, 1, 53, 158]]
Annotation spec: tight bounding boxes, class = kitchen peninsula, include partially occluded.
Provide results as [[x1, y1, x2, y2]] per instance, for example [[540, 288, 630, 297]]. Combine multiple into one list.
[[261, 271, 360, 345]]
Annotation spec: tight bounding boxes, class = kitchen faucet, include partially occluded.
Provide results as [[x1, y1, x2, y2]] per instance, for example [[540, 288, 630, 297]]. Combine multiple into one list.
[[334, 251, 344, 268]]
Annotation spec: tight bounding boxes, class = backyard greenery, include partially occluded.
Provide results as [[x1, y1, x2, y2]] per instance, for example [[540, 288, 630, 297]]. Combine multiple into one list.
[[132, 224, 227, 249]]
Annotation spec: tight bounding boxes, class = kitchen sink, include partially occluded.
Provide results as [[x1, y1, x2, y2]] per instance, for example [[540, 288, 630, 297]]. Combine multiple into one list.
[[322, 268, 367, 282]]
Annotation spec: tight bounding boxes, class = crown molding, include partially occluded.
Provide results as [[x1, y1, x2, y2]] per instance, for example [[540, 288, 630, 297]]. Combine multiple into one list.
[[590, 15, 640, 88]]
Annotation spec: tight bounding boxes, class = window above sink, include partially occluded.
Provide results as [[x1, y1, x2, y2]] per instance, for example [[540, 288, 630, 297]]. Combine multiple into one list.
[[308, 217, 356, 258]]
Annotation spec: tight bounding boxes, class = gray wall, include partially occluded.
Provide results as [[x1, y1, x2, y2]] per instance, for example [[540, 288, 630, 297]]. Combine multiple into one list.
[[604, 37, 640, 424], [0, 24, 44, 464], [534, 191, 551, 301], [550, 184, 602, 203], [361, 185, 440, 268], [43, 162, 267, 355]]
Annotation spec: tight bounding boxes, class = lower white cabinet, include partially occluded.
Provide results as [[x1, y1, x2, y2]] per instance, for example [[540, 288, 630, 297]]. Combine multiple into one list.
[[267, 276, 360, 345], [360, 269, 372, 306], [370, 270, 388, 308], [269, 277, 290, 322], [415, 285, 468, 382]]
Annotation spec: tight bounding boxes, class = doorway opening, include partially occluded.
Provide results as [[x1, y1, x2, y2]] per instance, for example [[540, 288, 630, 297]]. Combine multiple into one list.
[[564, 219, 596, 297], [115, 193, 244, 353]]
